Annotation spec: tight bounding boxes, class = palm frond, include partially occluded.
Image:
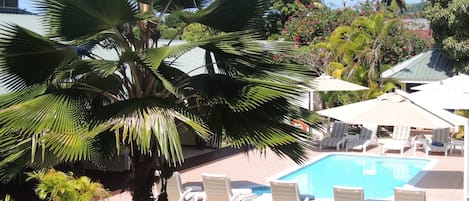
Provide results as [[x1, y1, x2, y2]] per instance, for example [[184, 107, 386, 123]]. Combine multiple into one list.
[[185, 74, 305, 112], [40, 129, 101, 162], [0, 93, 86, 135], [203, 99, 310, 163], [93, 98, 208, 165], [143, 40, 208, 70], [177, 0, 265, 32], [56, 60, 119, 82], [0, 25, 76, 90], [38, 0, 138, 41], [269, 142, 308, 164], [0, 127, 103, 182], [0, 134, 61, 182], [197, 34, 312, 81], [0, 85, 47, 109]]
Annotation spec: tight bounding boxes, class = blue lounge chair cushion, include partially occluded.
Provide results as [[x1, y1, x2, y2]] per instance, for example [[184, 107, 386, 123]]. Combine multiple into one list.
[[300, 194, 315, 200], [431, 141, 444, 147]]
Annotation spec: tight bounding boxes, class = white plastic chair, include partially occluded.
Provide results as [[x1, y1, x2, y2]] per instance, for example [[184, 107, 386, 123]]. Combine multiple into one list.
[[199, 173, 257, 201], [425, 127, 451, 157], [333, 185, 364, 201], [394, 187, 426, 201], [155, 171, 202, 201], [270, 180, 313, 201]]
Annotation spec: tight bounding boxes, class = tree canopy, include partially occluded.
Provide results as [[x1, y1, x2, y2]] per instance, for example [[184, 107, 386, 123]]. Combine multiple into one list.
[[0, 0, 316, 201], [424, 0, 469, 70]]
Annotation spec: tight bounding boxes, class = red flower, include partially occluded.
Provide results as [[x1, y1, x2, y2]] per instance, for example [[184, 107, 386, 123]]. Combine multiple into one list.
[[273, 54, 279, 61], [295, 35, 301, 42], [308, 3, 314, 9]]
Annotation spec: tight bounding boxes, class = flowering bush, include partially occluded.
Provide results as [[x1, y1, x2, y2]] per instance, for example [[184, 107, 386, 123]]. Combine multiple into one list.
[[280, 1, 378, 45]]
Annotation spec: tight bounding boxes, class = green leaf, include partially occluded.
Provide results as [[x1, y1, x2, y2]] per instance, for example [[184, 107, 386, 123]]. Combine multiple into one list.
[[0, 85, 47, 109], [0, 25, 76, 90], [177, 0, 265, 32], [39, 0, 138, 40], [0, 93, 86, 135], [203, 99, 310, 163], [94, 98, 208, 165]]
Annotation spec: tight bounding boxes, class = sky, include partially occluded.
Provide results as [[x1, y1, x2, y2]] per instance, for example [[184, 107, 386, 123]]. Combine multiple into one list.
[[18, 0, 426, 12]]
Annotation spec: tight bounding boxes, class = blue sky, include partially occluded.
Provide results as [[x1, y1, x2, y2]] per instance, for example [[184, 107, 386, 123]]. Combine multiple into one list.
[[18, 0, 425, 12]]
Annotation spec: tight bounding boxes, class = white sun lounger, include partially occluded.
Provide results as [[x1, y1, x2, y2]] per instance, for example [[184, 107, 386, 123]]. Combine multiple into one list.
[[346, 124, 378, 153], [320, 122, 349, 151], [382, 125, 411, 155]]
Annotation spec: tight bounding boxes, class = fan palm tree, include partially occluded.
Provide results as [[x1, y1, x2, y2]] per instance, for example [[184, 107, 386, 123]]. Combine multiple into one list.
[[0, 0, 316, 201]]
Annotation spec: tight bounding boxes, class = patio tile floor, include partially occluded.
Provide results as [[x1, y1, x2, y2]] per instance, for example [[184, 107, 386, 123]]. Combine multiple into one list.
[[109, 143, 464, 201]]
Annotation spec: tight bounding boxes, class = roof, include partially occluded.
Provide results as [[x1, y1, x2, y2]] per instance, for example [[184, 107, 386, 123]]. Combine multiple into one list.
[[0, 7, 32, 14], [380, 48, 455, 83], [402, 18, 430, 30]]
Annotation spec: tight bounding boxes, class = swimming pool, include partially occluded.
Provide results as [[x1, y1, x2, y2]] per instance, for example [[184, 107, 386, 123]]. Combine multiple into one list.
[[256, 154, 434, 199]]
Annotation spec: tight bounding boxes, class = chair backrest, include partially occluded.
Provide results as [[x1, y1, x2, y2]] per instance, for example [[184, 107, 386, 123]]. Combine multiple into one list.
[[392, 125, 411, 141], [432, 128, 450, 143], [394, 187, 426, 201], [333, 186, 364, 201], [359, 124, 378, 140], [331, 122, 349, 138], [166, 172, 184, 201], [155, 171, 184, 200], [202, 173, 232, 201], [270, 180, 300, 201]]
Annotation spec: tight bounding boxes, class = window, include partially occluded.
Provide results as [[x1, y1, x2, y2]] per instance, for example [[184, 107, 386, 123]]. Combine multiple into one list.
[[1, 0, 18, 8]]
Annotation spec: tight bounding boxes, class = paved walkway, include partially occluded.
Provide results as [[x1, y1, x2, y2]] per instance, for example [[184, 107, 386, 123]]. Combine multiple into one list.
[[108, 143, 464, 201]]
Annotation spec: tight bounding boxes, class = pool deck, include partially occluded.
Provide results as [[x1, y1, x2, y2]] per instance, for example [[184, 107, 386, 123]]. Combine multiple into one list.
[[108, 142, 464, 201]]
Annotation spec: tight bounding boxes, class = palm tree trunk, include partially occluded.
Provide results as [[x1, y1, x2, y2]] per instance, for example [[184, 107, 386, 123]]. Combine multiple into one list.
[[129, 150, 158, 201]]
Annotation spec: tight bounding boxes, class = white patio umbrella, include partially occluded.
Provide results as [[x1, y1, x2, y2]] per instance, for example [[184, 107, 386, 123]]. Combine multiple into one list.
[[316, 90, 467, 129], [408, 73, 469, 110], [410, 88, 469, 110], [312, 74, 369, 91], [411, 73, 469, 93], [299, 74, 369, 110]]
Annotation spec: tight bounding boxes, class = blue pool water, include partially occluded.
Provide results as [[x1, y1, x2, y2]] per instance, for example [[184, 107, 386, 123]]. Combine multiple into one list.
[[254, 154, 430, 199]]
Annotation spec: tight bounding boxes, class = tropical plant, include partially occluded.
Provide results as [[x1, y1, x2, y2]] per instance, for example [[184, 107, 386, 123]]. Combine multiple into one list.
[[1, 195, 11, 201], [0, 0, 315, 201], [424, 0, 469, 70], [316, 13, 401, 79], [26, 169, 110, 201], [293, 11, 430, 106], [264, 0, 322, 39], [381, 0, 407, 13]]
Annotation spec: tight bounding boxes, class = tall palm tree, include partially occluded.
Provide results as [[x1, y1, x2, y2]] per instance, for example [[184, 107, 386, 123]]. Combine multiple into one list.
[[0, 0, 315, 201], [316, 13, 399, 80], [313, 13, 399, 106]]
